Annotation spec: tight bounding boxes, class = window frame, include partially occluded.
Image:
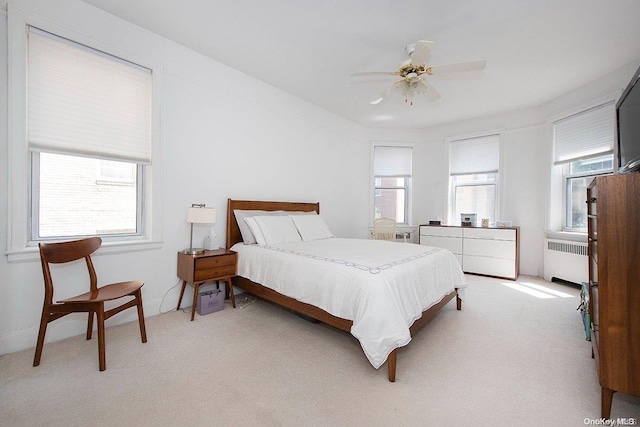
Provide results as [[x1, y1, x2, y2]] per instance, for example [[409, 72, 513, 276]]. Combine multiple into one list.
[[7, 6, 164, 262], [370, 143, 413, 226], [547, 96, 617, 235], [561, 156, 613, 232], [449, 173, 498, 225], [373, 176, 409, 225], [30, 152, 145, 241], [446, 132, 502, 225]]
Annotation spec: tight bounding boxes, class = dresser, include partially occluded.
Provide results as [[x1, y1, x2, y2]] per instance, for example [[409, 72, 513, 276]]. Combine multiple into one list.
[[419, 225, 519, 280], [587, 173, 640, 418]]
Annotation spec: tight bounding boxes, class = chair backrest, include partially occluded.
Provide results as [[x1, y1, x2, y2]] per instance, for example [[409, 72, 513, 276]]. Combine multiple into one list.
[[372, 217, 397, 241], [39, 237, 102, 304]]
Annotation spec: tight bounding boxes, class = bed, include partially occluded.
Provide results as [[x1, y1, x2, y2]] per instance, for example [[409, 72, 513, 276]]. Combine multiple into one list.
[[225, 199, 466, 382]]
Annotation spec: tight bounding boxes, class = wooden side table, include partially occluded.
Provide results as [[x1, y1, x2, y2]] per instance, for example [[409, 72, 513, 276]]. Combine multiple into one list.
[[176, 249, 237, 321]]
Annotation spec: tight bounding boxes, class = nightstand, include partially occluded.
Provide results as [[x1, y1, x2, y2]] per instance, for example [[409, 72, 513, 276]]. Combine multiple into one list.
[[176, 249, 237, 321]]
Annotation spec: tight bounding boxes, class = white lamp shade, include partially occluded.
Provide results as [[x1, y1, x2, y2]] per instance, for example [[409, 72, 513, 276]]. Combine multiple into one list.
[[187, 207, 216, 224]]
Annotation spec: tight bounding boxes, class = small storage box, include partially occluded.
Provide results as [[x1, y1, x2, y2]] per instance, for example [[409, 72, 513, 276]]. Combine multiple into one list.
[[460, 213, 477, 227], [197, 289, 224, 315]]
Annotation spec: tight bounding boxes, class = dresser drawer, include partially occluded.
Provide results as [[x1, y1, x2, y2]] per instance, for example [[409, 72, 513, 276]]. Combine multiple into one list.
[[420, 235, 462, 254], [463, 227, 516, 241], [419, 226, 463, 238], [464, 238, 516, 259], [463, 255, 517, 279]]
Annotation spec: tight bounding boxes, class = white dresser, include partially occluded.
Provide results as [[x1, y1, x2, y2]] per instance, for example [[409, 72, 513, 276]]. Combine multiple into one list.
[[419, 225, 519, 280]]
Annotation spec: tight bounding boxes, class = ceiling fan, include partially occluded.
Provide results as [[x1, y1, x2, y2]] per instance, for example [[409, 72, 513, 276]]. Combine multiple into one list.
[[351, 41, 486, 105]]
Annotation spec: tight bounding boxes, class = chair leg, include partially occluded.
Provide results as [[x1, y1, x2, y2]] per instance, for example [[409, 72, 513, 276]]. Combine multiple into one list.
[[97, 305, 106, 371], [86, 312, 94, 340], [33, 308, 50, 367], [135, 289, 147, 343]]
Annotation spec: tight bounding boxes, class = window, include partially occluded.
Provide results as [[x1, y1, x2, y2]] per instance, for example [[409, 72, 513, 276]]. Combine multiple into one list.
[[7, 8, 163, 261], [33, 153, 141, 238], [553, 102, 615, 232], [448, 134, 500, 225], [27, 27, 151, 240], [373, 146, 412, 224]]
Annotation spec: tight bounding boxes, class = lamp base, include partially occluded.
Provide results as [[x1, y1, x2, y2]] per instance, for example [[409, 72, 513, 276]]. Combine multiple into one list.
[[182, 248, 205, 255]]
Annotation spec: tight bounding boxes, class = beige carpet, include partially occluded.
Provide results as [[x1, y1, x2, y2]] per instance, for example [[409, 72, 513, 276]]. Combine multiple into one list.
[[1, 275, 639, 426]]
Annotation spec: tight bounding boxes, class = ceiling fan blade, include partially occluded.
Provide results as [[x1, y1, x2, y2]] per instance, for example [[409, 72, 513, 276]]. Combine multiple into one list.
[[370, 86, 394, 104], [427, 59, 486, 75], [410, 40, 434, 66], [351, 71, 397, 77], [419, 79, 441, 102]]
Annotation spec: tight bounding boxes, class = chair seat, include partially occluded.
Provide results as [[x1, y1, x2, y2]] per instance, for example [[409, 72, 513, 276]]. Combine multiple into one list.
[[59, 281, 144, 304]]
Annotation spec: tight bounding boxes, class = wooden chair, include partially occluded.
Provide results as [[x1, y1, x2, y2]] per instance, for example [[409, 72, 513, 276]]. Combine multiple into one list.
[[34, 237, 147, 371], [372, 217, 407, 242]]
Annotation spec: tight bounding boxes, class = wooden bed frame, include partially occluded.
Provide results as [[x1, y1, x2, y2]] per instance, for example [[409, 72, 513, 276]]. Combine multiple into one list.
[[225, 198, 462, 382]]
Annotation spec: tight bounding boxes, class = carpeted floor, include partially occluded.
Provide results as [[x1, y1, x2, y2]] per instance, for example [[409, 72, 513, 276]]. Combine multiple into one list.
[[1, 274, 639, 426]]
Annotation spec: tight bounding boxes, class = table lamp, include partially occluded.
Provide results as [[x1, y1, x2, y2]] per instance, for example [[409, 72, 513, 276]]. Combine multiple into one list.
[[183, 204, 217, 255]]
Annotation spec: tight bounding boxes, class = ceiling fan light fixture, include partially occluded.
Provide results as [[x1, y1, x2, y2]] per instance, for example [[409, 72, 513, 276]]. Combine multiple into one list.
[[392, 80, 418, 105], [353, 40, 479, 105]]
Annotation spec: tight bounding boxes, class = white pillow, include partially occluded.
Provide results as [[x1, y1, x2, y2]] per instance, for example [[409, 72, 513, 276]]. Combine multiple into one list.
[[248, 215, 302, 245], [234, 210, 277, 244], [243, 217, 267, 246], [234, 209, 315, 244], [289, 214, 334, 242]]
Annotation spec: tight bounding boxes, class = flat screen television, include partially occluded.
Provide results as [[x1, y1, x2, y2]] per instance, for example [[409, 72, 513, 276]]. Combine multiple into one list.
[[616, 64, 640, 174]]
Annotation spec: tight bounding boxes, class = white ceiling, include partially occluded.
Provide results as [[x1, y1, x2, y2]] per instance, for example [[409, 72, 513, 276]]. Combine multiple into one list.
[[81, 0, 640, 129]]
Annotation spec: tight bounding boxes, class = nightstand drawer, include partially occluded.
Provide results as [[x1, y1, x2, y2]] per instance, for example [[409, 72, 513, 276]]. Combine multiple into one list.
[[194, 254, 237, 281], [195, 254, 236, 270], [195, 264, 236, 281]]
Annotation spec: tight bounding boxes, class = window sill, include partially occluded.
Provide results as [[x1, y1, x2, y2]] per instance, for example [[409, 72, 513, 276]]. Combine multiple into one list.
[[5, 239, 164, 263], [544, 230, 587, 243]]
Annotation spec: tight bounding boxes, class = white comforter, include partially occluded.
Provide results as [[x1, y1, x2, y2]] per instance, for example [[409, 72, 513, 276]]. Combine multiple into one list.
[[231, 238, 467, 368]]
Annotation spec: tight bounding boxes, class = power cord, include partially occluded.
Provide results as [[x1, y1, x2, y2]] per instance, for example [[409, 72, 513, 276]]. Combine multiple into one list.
[[159, 279, 182, 314], [160, 280, 257, 313], [237, 295, 257, 309]]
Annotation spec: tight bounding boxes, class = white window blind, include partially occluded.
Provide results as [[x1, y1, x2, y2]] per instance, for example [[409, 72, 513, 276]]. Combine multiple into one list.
[[27, 27, 152, 163], [553, 101, 615, 165], [374, 146, 412, 177], [449, 134, 500, 175]]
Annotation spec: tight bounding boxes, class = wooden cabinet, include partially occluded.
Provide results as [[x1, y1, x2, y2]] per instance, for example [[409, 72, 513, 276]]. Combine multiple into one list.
[[176, 249, 237, 321], [419, 225, 519, 280], [587, 174, 640, 418]]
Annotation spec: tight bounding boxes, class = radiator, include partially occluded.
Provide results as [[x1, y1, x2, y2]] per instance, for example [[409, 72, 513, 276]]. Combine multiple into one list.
[[543, 238, 588, 285]]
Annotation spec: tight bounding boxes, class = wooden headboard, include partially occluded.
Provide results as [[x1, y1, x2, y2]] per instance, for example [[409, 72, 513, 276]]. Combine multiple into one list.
[[226, 199, 320, 249]]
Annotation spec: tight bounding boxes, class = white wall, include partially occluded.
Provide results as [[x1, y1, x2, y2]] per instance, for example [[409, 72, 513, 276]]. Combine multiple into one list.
[[0, 0, 370, 354], [500, 124, 546, 276]]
